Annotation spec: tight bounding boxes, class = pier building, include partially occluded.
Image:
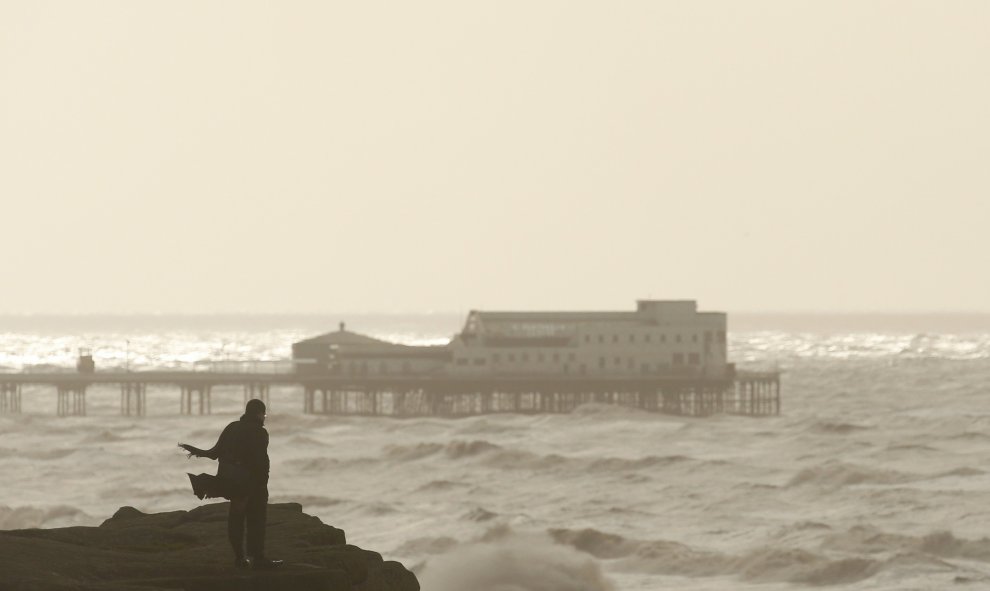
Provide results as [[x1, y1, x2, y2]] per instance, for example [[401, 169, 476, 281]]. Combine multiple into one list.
[[449, 300, 728, 377], [292, 300, 730, 379]]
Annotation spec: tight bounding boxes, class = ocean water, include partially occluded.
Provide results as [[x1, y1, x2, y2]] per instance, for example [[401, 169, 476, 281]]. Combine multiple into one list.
[[2, 316, 990, 590]]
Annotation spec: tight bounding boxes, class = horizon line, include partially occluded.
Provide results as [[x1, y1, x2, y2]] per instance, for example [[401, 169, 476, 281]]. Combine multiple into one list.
[[1, 310, 990, 317]]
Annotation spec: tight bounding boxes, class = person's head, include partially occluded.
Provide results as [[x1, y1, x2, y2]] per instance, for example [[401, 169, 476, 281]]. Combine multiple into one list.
[[245, 399, 266, 424]]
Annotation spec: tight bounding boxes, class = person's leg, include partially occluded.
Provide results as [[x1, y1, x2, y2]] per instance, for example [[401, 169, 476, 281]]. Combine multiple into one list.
[[245, 484, 268, 561], [228, 497, 248, 565]]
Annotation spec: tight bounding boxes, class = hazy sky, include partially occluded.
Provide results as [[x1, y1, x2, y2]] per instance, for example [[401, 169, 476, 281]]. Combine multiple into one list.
[[2, 1, 988, 314]]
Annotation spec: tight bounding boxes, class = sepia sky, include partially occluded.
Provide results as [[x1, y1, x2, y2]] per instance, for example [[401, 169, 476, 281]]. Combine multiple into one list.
[[1, 1, 988, 314]]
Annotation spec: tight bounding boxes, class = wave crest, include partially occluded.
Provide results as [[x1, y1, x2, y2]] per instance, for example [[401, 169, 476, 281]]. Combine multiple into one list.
[[787, 462, 913, 489], [418, 528, 615, 591], [383, 440, 501, 462], [0, 505, 92, 529]]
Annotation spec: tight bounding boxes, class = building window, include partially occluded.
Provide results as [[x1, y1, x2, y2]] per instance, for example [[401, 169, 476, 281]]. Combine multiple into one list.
[[584, 335, 590, 343], [508, 354, 515, 362], [641, 363, 650, 374], [627, 357, 634, 369], [705, 331, 713, 343], [522, 352, 529, 362], [645, 334, 651, 343], [717, 331, 726, 343], [673, 353, 684, 365], [379, 361, 388, 374], [599, 357, 606, 368], [537, 353, 544, 363], [629, 335, 635, 343], [598, 335, 604, 343], [660, 334, 666, 343], [563, 364, 569, 374], [403, 361, 411, 373], [612, 335, 618, 343], [688, 353, 700, 365], [568, 352, 576, 361], [675, 334, 682, 343], [493, 353, 501, 363], [614, 357, 620, 366], [473, 358, 487, 365], [456, 358, 469, 366], [692, 334, 698, 343], [552, 352, 559, 362]]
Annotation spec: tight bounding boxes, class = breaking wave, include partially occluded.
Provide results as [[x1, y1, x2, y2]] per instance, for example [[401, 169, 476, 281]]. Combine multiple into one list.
[[283, 457, 346, 471], [462, 507, 498, 522], [550, 526, 884, 584], [383, 440, 502, 461], [0, 505, 92, 529], [934, 467, 985, 478], [586, 455, 694, 472], [22, 448, 78, 460], [810, 421, 873, 435], [394, 536, 459, 556], [277, 495, 345, 509], [80, 430, 128, 444], [418, 527, 615, 591], [379, 442, 708, 476], [414, 480, 469, 493], [787, 461, 915, 489], [822, 525, 990, 562], [287, 434, 333, 447]]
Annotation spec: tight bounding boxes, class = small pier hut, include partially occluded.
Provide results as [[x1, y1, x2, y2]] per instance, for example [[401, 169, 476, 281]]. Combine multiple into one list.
[[292, 322, 452, 376]]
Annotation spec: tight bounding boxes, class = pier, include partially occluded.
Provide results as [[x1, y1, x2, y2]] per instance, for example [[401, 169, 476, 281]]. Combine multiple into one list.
[[0, 300, 784, 419], [0, 371, 780, 418]]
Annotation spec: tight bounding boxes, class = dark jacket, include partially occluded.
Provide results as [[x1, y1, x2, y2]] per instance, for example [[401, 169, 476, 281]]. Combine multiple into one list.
[[212, 415, 270, 483], [184, 414, 269, 500]]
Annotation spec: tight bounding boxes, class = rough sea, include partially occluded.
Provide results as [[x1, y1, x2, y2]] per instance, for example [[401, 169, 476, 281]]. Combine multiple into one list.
[[2, 315, 990, 590]]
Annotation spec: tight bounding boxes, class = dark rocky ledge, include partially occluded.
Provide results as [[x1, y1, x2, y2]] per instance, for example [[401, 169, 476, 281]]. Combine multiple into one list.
[[0, 503, 419, 591]]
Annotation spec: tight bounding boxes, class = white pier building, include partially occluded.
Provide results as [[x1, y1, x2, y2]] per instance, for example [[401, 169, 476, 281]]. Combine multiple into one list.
[[293, 300, 730, 379]]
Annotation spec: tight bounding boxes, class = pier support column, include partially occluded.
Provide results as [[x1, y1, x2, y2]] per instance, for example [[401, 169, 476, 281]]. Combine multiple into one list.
[[180, 385, 212, 415], [57, 385, 87, 417], [244, 383, 271, 408], [244, 383, 271, 409], [0, 384, 21, 414], [303, 386, 324, 414], [121, 383, 147, 416]]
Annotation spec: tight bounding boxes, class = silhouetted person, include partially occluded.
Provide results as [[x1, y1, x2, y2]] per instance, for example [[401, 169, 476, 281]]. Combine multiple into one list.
[[179, 399, 282, 570]]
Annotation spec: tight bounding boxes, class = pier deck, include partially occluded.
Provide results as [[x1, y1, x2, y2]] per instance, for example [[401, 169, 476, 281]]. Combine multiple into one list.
[[0, 371, 780, 418]]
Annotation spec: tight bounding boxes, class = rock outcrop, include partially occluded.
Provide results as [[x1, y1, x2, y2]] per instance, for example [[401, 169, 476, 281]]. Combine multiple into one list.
[[0, 502, 419, 591]]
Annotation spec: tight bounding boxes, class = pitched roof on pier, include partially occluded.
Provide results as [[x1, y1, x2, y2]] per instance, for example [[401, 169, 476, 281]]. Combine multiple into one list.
[[294, 328, 393, 347], [469, 311, 636, 323]]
